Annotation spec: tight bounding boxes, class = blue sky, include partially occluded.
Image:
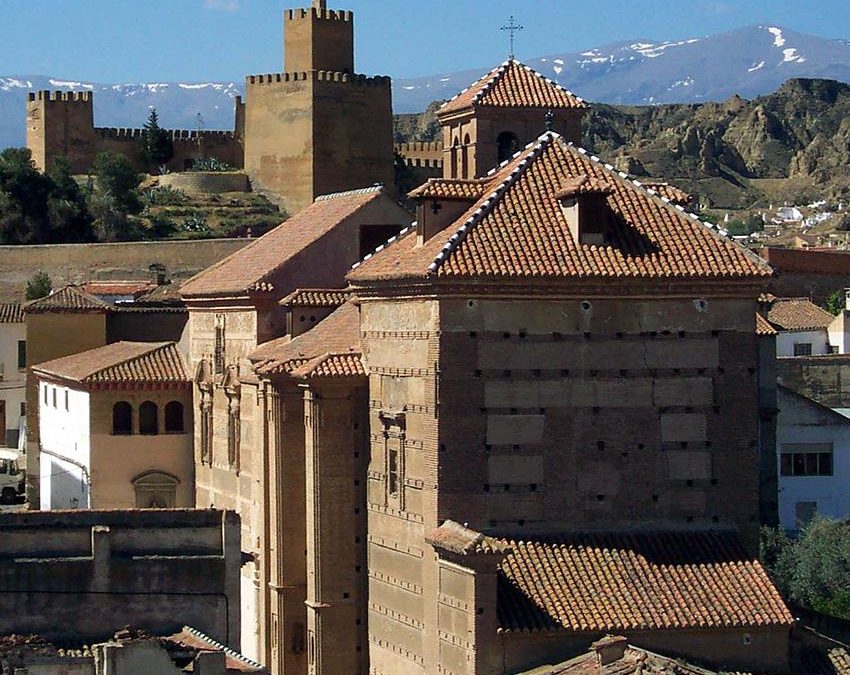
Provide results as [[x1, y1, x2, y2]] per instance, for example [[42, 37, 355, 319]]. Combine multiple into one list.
[[2, 0, 849, 82]]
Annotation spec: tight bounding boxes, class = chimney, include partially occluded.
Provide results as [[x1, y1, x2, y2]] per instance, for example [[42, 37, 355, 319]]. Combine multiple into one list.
[[556, 174, 614, 246], [149, 263, 167, 286], [591, 635, 628, 666]]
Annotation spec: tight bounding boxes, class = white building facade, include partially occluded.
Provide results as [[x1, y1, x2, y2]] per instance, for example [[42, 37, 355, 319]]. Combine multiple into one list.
[[777, 385, 850, 530], [0, 303, 27, 449]]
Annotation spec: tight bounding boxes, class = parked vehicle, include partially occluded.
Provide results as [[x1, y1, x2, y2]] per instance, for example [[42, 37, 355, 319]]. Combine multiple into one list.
[[0, 449, 24, 502]]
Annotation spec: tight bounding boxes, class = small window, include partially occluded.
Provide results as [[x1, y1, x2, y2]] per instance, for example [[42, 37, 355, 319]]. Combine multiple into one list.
[[793, 343, 812, 356], [388, 449, 399, 496], [64, 390, 69, 411], [17, 341, 26, 369], [43, 386, 47, 405], [164, 401, 184, 433], [497, 131, 521, 163], [19, 402, 25, 416], [112, 402, 133, 435], [52, 388, 57, 408], [139, 401, 159, 435], [780, 443, 833, 476]]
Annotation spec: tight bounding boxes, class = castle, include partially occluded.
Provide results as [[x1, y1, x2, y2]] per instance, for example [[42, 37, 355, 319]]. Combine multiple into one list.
[[25, 0, 394, 215]]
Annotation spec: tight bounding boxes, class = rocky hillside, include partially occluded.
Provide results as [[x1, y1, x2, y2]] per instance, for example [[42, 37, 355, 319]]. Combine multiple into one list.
[[394, 78, 850, 210]]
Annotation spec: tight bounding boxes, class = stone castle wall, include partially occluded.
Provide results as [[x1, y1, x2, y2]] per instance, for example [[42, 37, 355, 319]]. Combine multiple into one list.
[[26, 90, 244, 175]]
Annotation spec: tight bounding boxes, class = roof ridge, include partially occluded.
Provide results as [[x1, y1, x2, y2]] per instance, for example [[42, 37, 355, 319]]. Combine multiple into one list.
[[314, 185, 384, 202], [515, 59, 586, 106], [565, 140, 773, 276], [181, 626, 265, 670], [438, 60, 508, 112], [427, 131, 559, 275]]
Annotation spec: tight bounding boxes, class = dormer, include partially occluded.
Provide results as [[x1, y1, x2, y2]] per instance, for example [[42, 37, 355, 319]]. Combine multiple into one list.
[[556, 174, 615, 246], [409, 178, 487, 244]]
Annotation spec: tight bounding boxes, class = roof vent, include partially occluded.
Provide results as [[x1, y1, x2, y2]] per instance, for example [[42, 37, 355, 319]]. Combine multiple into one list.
[[591, 635, 628, 666], [556, 174, 614, 246]]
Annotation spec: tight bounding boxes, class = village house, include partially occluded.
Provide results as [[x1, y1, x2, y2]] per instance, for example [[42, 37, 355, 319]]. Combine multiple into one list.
[[0, 302, 25, 450], [31, 341, 193, 510], [760, 294, 835, 356], [776, 384, 850, 530]]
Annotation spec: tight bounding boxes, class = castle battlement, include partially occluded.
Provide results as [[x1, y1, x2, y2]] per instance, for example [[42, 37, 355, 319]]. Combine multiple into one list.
[[285, 7, 352, 22], [94, 127, 238, 141], [28, 90, 92, 103], [396, 142, 443, 154], [247, 71, 390, 87]]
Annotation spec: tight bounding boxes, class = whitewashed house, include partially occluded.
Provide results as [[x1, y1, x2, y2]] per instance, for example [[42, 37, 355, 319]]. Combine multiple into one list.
[[828, 288, 850, 354], [763, 296, 834, 357], [0, 303, 26, 448], [32, 341, 194, 510], [777, 385, 850, 530]]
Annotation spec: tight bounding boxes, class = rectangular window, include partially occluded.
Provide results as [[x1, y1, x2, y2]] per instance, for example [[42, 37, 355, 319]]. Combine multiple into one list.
[[64, 390, 69, 411], [780, 443, 833, 476], [214, 325, 225, 375], [20, 402, 25, 416], [43, 386, 47, 405], [793, 343, 813, 356], [17, 341, 26, 369], [52, 388, 57, 408], [388, 448, 399, 496]]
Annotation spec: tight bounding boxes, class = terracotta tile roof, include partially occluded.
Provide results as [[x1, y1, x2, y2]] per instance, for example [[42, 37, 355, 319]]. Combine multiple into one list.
[[427, 520, 507, 556], [279, 288, 351, 308], [24, 286, 110, 313], [766, 298, 835, 331], [756, 312, 777, 336], [798, 645, 850, 675], [289, 352, 365, 379], [542, 640, 720, 674], [32, 342, 189, 385], [642, 182, 694, 206], [350, 133, 772, 284], [80, 280, 157, 297], [166, 626, 267, 674], [496, 530, 792, 634], [251, 301, 360, 376], [440, 60, 588, 116], [0, 302, 24, 323], [180, 187, 386, 298], [408, 179, 488, 201]]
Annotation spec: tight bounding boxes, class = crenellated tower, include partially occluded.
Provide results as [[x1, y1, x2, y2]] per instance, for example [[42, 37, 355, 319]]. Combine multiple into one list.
[[26, 91, 97, 173], [243, 1, 394, 215]]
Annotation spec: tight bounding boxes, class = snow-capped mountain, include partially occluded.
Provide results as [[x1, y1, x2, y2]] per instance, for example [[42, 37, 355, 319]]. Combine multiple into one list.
[[1, 25, 850, 149], [393, 25, 850, 112]]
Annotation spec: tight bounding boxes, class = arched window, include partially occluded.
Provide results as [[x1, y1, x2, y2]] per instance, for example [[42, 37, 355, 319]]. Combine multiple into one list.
[[112, 402, 132, 435], [164, 401, 185, 433], [497, 131, 521, 163], [139, 401, 159, 435], [133, 471, 179, 509]]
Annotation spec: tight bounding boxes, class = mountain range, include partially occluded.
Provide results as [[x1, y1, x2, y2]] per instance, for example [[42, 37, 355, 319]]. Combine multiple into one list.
[[2, 25, 850, 150]]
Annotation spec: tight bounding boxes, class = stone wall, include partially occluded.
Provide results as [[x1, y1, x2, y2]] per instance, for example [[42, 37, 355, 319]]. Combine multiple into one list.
[[159, 171, 250, 195], [0, 238, 250, 302], [0, 508, 241, 649], [777, 354, 850, 408]]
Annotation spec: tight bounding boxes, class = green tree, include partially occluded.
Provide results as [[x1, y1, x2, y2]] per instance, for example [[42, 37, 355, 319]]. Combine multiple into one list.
[[90, 151, 144, 241], [0, 148, 53, 243], [141, 108, 174, 171], [826, 289, 845, 316], [46, 157, 94, 242], [761, 518, 850, 621], [25, 270, 52, 300]]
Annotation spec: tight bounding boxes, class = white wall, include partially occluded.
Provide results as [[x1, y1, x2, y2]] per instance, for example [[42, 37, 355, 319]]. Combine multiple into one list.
[[0, 322, 27, 447], [38, 380, 90, 510], [776, 329, 830, 357], [777, 388, 850, 530], [828, 311, 850, 354]]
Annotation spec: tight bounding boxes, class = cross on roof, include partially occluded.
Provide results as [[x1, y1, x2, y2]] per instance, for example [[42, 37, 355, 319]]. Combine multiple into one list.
[[501, 16, 524, 60]]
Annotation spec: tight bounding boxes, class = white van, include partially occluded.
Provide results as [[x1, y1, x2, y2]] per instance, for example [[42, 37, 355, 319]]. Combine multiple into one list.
[[0, 449, 24, 502]]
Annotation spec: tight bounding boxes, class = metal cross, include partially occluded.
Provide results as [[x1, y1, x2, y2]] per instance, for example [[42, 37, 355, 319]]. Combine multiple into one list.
[[501, 16, 524, 60]]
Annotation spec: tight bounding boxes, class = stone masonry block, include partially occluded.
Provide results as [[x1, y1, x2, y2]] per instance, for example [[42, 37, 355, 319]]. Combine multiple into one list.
[[486, 415, 545, 445], [660, 414, 708, 442], [487, 455, 544, 483]]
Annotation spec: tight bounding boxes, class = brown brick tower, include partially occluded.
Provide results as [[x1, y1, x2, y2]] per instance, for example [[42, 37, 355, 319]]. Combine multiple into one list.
[[243, 1, 394, 215]]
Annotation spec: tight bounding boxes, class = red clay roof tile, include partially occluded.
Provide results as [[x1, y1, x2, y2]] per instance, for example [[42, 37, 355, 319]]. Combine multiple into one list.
[[279, 288, 351, 308], [350, 133, 772, 284], [440, 60, 587, 116], [496, 530, 792, 634], [0, 302, 24, 323], [766, 298, 834, 331], [24, 286, 110, 313]]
